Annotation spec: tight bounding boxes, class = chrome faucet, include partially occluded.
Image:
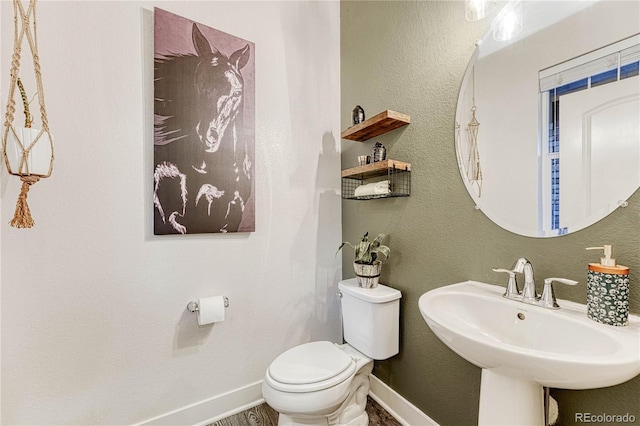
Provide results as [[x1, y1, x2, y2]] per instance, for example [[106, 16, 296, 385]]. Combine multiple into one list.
[[539, 277, 579, 308], [492, 258, 578, 309], [490, 268, 519, 298], [512, 257, 537, 303]]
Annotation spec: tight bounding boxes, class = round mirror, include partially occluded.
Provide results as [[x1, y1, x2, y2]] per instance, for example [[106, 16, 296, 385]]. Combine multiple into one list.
[[456, 0, 640, 237]]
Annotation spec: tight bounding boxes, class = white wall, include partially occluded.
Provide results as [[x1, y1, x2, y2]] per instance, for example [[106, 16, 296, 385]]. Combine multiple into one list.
[[0, 1, 341, 424]]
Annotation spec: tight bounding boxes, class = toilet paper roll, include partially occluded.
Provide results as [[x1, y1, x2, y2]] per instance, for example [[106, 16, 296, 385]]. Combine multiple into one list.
[[197, 296, 226, 326]]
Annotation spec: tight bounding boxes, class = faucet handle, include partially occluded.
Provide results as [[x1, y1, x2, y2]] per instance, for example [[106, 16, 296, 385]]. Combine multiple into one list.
[[539, 278, 579, 309], [492, 268, 520, 298]]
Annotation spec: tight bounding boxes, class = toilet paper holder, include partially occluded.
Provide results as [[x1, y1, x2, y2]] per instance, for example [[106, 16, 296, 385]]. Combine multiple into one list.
[[186, 296, 229, 313]]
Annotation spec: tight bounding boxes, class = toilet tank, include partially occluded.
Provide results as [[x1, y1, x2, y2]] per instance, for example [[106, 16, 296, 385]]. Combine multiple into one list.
[[338, 278, 402, 360]]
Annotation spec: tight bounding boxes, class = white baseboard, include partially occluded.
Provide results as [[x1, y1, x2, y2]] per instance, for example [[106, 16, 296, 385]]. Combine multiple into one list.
[[136, 375, 436, 426], [135, 380, 264, 426], [369, 374, 439, 426]]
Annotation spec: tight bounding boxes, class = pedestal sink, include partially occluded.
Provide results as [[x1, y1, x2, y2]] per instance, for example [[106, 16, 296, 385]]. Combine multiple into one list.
[[418, 281, 640, 426]]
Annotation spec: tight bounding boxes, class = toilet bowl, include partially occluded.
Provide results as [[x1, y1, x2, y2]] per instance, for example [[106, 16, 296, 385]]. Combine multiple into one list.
[[262, 341, 373, 425], [262, 279, 402, 426]]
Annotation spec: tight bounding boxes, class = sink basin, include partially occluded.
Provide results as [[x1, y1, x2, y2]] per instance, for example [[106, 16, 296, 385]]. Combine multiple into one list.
[[419, 281, 640, 425], [419, 280, 640, 388]]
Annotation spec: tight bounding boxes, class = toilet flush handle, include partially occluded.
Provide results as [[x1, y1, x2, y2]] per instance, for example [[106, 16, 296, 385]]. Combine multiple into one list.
[[336, 291, 343, 298]]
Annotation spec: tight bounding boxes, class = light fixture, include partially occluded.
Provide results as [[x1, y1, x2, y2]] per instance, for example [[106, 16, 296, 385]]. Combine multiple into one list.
[[465, 0, 497, 22], [492, 0, 523, 41]]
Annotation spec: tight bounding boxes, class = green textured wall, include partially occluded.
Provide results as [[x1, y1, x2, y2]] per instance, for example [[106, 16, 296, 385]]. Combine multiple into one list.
[[340, 2, 640, 425]]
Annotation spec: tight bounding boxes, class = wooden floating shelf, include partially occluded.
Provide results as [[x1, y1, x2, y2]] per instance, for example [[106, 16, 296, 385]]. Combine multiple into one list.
[[341, 110, 410, 142], [341, 159, 411, 179], [342, 193, 410, 200]]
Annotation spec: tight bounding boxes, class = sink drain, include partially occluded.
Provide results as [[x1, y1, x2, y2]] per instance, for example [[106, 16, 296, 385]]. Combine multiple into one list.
[[517, 312, 526, 320]]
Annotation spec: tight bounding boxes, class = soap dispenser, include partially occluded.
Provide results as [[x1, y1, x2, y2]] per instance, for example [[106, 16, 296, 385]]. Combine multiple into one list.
[[586, 245, 630, 326]]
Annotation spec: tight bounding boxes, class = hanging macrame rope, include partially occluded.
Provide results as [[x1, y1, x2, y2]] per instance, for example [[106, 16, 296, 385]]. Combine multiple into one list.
[[465, 66, 482, 197], [2, 0, 54, 228], [10, 175, 39, 228]]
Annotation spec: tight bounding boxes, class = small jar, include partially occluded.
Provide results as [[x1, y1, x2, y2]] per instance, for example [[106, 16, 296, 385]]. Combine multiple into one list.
[[357, 155, 370, 166], [352, 105, 365, 125], [372, 142, 386, 162]]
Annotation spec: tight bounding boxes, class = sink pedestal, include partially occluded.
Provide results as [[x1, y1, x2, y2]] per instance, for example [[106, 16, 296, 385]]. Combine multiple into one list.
[[478, 370, 544, 426]]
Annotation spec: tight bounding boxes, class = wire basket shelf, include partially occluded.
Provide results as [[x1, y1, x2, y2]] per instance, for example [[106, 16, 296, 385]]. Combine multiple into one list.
[[341, 160, 411, 200]]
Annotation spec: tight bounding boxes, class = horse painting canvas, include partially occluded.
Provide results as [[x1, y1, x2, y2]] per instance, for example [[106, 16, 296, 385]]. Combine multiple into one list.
[[154, 8, 255, 234]]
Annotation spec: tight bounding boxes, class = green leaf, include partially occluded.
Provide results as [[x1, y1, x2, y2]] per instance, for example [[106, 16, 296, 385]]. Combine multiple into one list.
[[336, 241, 354, 257], [374, 244, 391, 260], [336, 232, 391, 265]]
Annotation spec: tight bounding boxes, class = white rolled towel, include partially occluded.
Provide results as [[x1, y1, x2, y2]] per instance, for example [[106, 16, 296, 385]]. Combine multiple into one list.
[[354, 180, 391, 197]]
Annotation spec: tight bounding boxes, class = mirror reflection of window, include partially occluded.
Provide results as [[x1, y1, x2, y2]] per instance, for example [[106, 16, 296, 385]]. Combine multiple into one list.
[[539, 35, 640, 235]]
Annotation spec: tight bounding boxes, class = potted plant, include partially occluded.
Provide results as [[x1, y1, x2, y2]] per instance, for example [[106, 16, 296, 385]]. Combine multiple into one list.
[[4, 77, 53, 177], [3, 77, 54, 228], [337, 232, 390, 288]]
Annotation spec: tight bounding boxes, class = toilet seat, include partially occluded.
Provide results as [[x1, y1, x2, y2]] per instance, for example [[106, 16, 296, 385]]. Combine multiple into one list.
[[265, 341, 357, 393]]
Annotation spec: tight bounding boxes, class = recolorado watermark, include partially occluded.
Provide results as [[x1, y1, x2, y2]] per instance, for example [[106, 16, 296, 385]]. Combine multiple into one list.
[[575, 412, 636, 423]]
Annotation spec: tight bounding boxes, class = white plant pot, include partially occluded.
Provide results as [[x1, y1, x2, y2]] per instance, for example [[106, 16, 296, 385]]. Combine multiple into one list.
[[353, 260, 382, 288], [4, 127, 53, 176]]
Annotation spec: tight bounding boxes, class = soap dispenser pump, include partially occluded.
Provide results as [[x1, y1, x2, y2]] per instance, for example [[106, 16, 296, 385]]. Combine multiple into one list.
[[586, 245, 630, 326]]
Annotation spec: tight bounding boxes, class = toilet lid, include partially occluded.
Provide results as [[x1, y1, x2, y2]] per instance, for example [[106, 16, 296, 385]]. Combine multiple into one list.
[[267, 341, 355, 392]]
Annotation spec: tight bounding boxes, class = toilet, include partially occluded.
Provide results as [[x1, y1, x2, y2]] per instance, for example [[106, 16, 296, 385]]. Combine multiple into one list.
[[262, 278, 402, 426]]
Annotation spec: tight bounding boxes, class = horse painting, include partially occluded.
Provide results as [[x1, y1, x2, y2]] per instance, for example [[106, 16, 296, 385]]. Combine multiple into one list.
[[154, 10, 254, 234]]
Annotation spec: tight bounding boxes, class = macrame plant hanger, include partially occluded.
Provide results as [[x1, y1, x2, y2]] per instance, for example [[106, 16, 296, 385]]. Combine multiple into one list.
[[2, 0, 54, 228], [466, 65, 482, 197]]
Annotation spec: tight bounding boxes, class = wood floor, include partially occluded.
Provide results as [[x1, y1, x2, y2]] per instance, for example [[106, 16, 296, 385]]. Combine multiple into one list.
[[209, 396, 401, 426], [366, 396, 402, 426], [209, 403, 278, 426]]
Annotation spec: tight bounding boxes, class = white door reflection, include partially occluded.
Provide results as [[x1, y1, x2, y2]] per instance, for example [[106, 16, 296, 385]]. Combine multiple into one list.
[[558, 77, 639, 233]]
